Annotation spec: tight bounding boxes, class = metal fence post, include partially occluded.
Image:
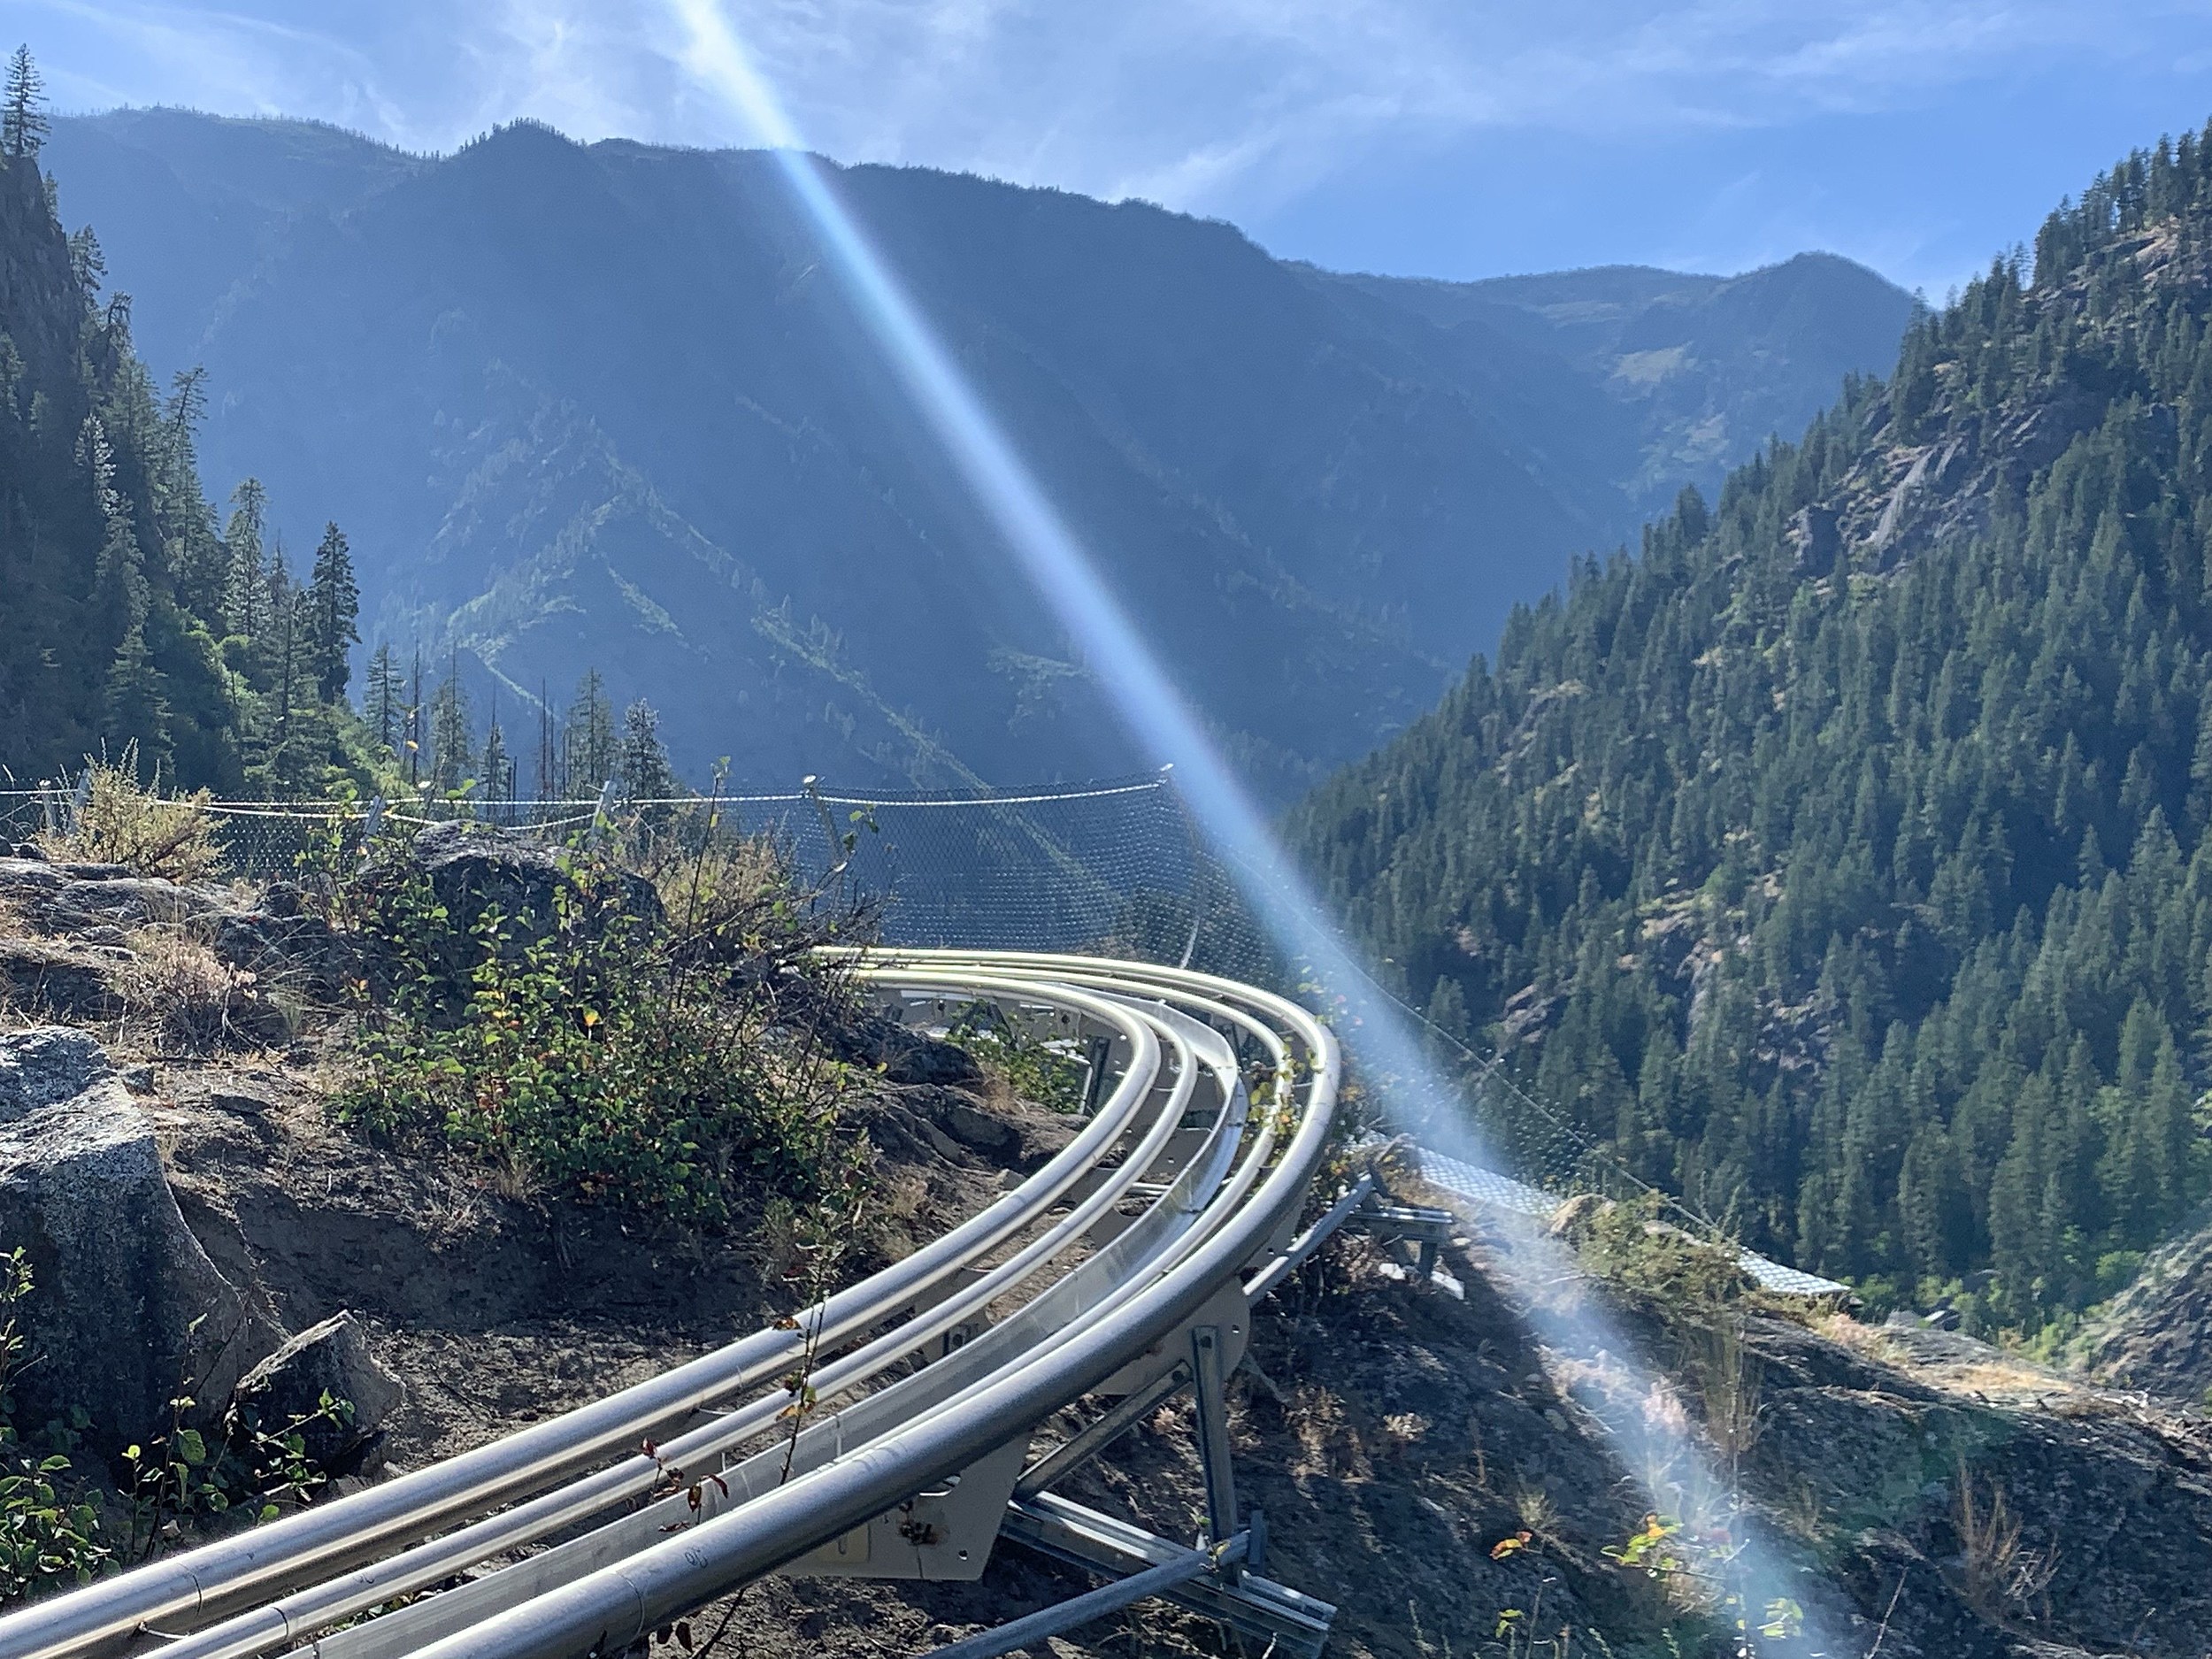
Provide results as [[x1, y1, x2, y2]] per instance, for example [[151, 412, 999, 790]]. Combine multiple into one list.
[[1189, 1324, 1240, 1578], [588, 779, 618, 849], [66, 766, 92, 838]]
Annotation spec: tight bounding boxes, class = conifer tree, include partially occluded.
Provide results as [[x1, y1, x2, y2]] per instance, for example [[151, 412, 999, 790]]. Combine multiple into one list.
[[480, 714, 511, 804], [428, 652, 472, 795], [223, 479, 268, 641], [365, 643, 403, 753], [103, 626, 168, 777], [160, 367, 227, 627], [268, 583, 308, 754], [65, 226, 102, 302], [615, 699, 677, 802], [304, 521, 359, 699], [535, 681, 558, 800], [564, 669, 616, 795], [2, 46, 46, 163]]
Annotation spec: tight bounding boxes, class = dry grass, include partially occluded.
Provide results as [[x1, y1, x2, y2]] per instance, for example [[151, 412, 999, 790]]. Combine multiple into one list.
[[35, 754, 221, 882], [1955, 1455, 2058, 1620], [865, 1170, 931, 1260], [115, 926, 286, 1056]]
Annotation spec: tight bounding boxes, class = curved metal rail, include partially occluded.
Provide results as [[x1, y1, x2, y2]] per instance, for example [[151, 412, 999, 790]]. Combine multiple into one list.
[[0, 951, 1340, 1659]]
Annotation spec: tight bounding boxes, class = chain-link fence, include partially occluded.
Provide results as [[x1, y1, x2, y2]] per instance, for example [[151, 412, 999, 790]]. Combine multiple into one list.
[[0, 771, 1645, 1203]]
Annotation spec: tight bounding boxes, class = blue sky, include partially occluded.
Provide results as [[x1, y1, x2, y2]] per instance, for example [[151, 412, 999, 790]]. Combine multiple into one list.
[[12, 0, 2212, 297]]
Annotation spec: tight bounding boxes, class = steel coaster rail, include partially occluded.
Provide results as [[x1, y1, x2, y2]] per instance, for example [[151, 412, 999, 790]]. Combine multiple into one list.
[[136, 976, 1218, 1659], [0, 977, 1169, 1659], [297, 976, 1247, 1659], [0, 954, 1336, 1659], [393, 953, 1340, 1659], [326, 956, 1329, 1659]]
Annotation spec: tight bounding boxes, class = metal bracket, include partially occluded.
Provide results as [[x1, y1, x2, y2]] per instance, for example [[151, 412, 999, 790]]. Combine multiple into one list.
[[785, 1437, 1027, 1582], [1094, 1280, 1248, 1397], [1348, 1196, 1455, 1281], [1014, 1362, 1192, 1502], [1003, 1492, 1336, 1659]]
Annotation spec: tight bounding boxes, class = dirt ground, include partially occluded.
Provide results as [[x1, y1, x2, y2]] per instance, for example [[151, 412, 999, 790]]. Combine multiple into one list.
[[8, 853, 2212, 1658]]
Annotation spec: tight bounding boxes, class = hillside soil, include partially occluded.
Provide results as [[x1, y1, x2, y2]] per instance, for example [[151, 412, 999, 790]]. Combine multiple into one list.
[[3, 854, 2208, 1658]]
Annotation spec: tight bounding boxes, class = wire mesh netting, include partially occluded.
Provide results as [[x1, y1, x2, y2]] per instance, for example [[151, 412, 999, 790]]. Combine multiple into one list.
[[0, 774, 1258, 965], [0, 773, 1840, 1291], [0, 771, 1696, 1202]]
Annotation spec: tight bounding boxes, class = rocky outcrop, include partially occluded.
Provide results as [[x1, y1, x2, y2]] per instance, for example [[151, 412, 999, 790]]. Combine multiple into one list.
[[2077, 1220, 2212, 1400], [228, 1312, 403, 1475], [406, 821, 660, 936], [0, 1028, 271, 1452], [0, 856, 227, 935], [0, 1025, 112, 1116]]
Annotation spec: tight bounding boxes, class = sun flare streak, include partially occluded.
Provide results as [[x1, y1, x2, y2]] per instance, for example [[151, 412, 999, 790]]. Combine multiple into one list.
[[667, 3, 1834, 1646]]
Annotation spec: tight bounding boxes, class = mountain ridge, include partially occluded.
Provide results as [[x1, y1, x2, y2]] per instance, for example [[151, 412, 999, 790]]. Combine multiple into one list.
[[1287, 119, 2212, 1331], [43, 107, 1915, 795]]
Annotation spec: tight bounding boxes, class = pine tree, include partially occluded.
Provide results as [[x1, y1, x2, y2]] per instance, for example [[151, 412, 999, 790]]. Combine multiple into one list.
[[65, 226, 103, 303], [304, 522, 360, 700], [564, 670, 616, 795], [535, 681, 558, 801], [428, 652, 473, 795], [103, 626, 168, 777], [160, 368, 227, 628], [269, 584, 307, 755], [223, 479, 269, 641], [480, 715, 511, 805], [2, 46, 47, 164], [365, 643, 403, 753], [615, 699, 677, 801]]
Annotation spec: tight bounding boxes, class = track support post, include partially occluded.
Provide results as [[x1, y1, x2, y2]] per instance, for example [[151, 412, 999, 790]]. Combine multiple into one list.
[[1189, 1324, 1240, 1582]]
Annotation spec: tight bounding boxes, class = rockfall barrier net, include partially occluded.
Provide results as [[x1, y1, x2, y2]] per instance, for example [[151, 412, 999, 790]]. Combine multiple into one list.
[[0, 773, 1269, 972], [0, 773, 1841, 1292]]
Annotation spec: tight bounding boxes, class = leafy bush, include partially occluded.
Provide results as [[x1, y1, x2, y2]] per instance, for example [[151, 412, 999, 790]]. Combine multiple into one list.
[[944, 1000, 1087, 1113], [333, 833, 872, 1231], [121, 1387, 353, 1558], [0, 1250, 109, 1603], [35, 749, 222, 881]]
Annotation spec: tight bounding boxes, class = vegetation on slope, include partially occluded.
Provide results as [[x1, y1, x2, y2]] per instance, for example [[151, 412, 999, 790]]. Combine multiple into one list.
[[1293, 122, 2212, 1330], [0, 51, 370, 796], [330, 821, 875, 1232]]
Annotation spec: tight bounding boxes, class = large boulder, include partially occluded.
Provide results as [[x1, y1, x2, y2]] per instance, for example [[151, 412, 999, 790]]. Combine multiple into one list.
[[400, 821, 660, 941], [0, 1025, 111, 1117], [227, 1311, 403, 1476], [0, 1030, 265, 1452]]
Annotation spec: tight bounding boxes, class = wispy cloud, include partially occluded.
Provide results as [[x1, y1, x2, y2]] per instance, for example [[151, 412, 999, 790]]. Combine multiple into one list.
[[655, 1, 2212, 219], [15, 0, 2212, 288]]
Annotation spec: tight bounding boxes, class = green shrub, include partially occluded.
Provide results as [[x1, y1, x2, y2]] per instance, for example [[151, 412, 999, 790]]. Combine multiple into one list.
[[35, 749, 221, 881], [944, 1000, 1088, 1113], [333, 838, 872, 1230], [0, 1250, 109, 1603]]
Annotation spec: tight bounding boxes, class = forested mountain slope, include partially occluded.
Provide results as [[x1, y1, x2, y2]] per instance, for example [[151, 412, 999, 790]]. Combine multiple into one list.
[[1291, 124, 2212, 1327], [42, 109, 1912, 796], [0, 70, 379, 794]]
